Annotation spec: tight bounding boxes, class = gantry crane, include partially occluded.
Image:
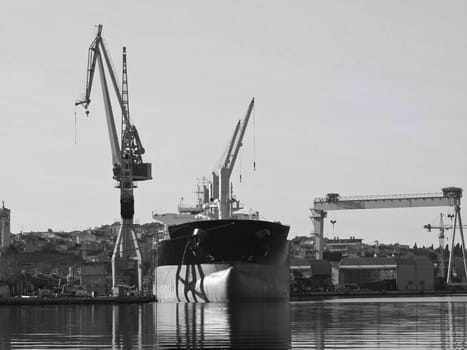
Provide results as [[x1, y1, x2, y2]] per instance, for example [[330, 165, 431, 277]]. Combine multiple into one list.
[[75, 25, 152, 294], [210, 98, 255, 219], [311, 187, 466, 285]]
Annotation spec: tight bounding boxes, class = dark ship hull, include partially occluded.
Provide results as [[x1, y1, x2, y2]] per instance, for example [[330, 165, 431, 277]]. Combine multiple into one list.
[[153, 219, 290, 302]]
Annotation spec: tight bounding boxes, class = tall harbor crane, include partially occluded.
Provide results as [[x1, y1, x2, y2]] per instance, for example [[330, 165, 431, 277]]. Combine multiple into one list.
[[75, 25, 152, 293], [311, 187, 466, 285], [211, 98, 255, 219]]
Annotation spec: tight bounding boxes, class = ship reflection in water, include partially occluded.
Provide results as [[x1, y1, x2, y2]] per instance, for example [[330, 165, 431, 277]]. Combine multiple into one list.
[[1, 296, 467, 349], [155, 302, 290, 349]]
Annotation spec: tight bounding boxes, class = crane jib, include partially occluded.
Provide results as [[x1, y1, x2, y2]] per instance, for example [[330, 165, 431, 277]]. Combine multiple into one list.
[[75, 24, 151, 183]]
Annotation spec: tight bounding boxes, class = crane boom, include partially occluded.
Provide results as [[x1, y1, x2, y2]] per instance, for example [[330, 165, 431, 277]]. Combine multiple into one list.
[[96, 53, 121, 167], [314, 192, 455, 211], [76, 25, 151, 182], [76, 26, 101, 110], [226, 98, 255, 176], [76, 25, 121, 167], [223, 120, 241, 169], [215, 98, 255, 219]]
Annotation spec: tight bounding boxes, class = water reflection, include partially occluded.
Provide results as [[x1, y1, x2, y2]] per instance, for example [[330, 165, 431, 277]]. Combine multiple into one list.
[[154, 302, 290, 349], [0, 302, 289, 349], [291, 296, 467, 349], [112, 304, 145, 349], [1, 296, 467, 349]]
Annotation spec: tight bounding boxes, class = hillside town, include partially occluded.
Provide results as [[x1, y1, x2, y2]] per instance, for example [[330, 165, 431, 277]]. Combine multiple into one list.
[[0, 202, 161, 297], [1, 203, 466, 298]]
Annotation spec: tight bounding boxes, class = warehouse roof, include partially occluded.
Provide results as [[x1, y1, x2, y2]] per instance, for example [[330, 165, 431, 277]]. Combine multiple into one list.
[[339, 257, 397, 269]]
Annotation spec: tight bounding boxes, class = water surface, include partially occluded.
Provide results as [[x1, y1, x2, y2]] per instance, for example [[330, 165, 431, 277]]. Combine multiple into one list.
[[0, 296, 466, 349]]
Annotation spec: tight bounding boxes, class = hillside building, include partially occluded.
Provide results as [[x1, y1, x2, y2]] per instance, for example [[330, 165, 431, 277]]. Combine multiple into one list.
[[325, 237, 363, 258], [0, 202, 11, 249]]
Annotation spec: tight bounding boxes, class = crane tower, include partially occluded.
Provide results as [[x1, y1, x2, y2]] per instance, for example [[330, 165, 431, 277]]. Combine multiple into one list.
[[75, 25, 152, 294]]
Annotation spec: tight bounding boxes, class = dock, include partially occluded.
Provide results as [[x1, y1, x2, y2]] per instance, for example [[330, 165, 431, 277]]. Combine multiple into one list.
[[291, 289, 467, 301], [0, 295, 156, 306]]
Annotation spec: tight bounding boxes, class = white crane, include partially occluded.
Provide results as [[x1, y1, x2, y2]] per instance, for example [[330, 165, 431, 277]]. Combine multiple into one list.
[[210, 98, 255, 219], [75, 25, 152, 293]]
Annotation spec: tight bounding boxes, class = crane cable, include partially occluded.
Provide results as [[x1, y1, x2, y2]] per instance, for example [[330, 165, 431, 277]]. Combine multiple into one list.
[[253, 103, 256, 171], [239, 148, 242, 183]]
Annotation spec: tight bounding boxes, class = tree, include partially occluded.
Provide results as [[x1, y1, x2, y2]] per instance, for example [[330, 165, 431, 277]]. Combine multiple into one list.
[[454, 243, 463, 257]]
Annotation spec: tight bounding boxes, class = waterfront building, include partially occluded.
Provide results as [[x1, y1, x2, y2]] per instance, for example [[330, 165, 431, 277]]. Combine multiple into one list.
[[309, 260, 332, 290], [338, 257, 397, 290], [337, 256, 436, 291], [80, 262, 111, 295], [396, 255, 434, 291], [0, 202, 11, 249], [289, 258, 333, 292], [289, 257, 312, 293]]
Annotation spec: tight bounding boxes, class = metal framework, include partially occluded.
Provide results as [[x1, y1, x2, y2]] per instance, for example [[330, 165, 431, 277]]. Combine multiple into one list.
[[76, 25, 152, 293], [310, 187, 465, 285], [424, 215, 467, 280], [424, 213, 448, 279]]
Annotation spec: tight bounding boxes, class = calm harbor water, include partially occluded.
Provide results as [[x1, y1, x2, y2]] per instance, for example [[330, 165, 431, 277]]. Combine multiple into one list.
[[0, 296, 466, 349]]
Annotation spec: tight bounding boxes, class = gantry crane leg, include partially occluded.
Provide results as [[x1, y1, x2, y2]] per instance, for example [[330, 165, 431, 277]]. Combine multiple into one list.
[[111, 218, 143, 292], [446, 203, 467, 285]]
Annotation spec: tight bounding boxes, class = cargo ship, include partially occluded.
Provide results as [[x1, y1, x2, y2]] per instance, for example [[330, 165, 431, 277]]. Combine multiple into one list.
[[152, 98, 290, 302], [153, 218, 290, 302]]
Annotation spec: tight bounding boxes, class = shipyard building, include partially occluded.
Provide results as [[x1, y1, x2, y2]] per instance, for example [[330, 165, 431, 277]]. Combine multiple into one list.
[[0, 202, 10, 249]]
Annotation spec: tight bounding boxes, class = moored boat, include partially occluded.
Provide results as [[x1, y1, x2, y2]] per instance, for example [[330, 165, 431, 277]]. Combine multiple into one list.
[[153, 219, 290, 302]]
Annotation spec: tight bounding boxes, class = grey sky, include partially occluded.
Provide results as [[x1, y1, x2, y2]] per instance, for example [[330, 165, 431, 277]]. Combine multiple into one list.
[[1, 1, 466, 247]]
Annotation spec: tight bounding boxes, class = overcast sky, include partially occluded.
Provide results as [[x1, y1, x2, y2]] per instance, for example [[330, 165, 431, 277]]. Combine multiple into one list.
[[1, 1, 466, 247]]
